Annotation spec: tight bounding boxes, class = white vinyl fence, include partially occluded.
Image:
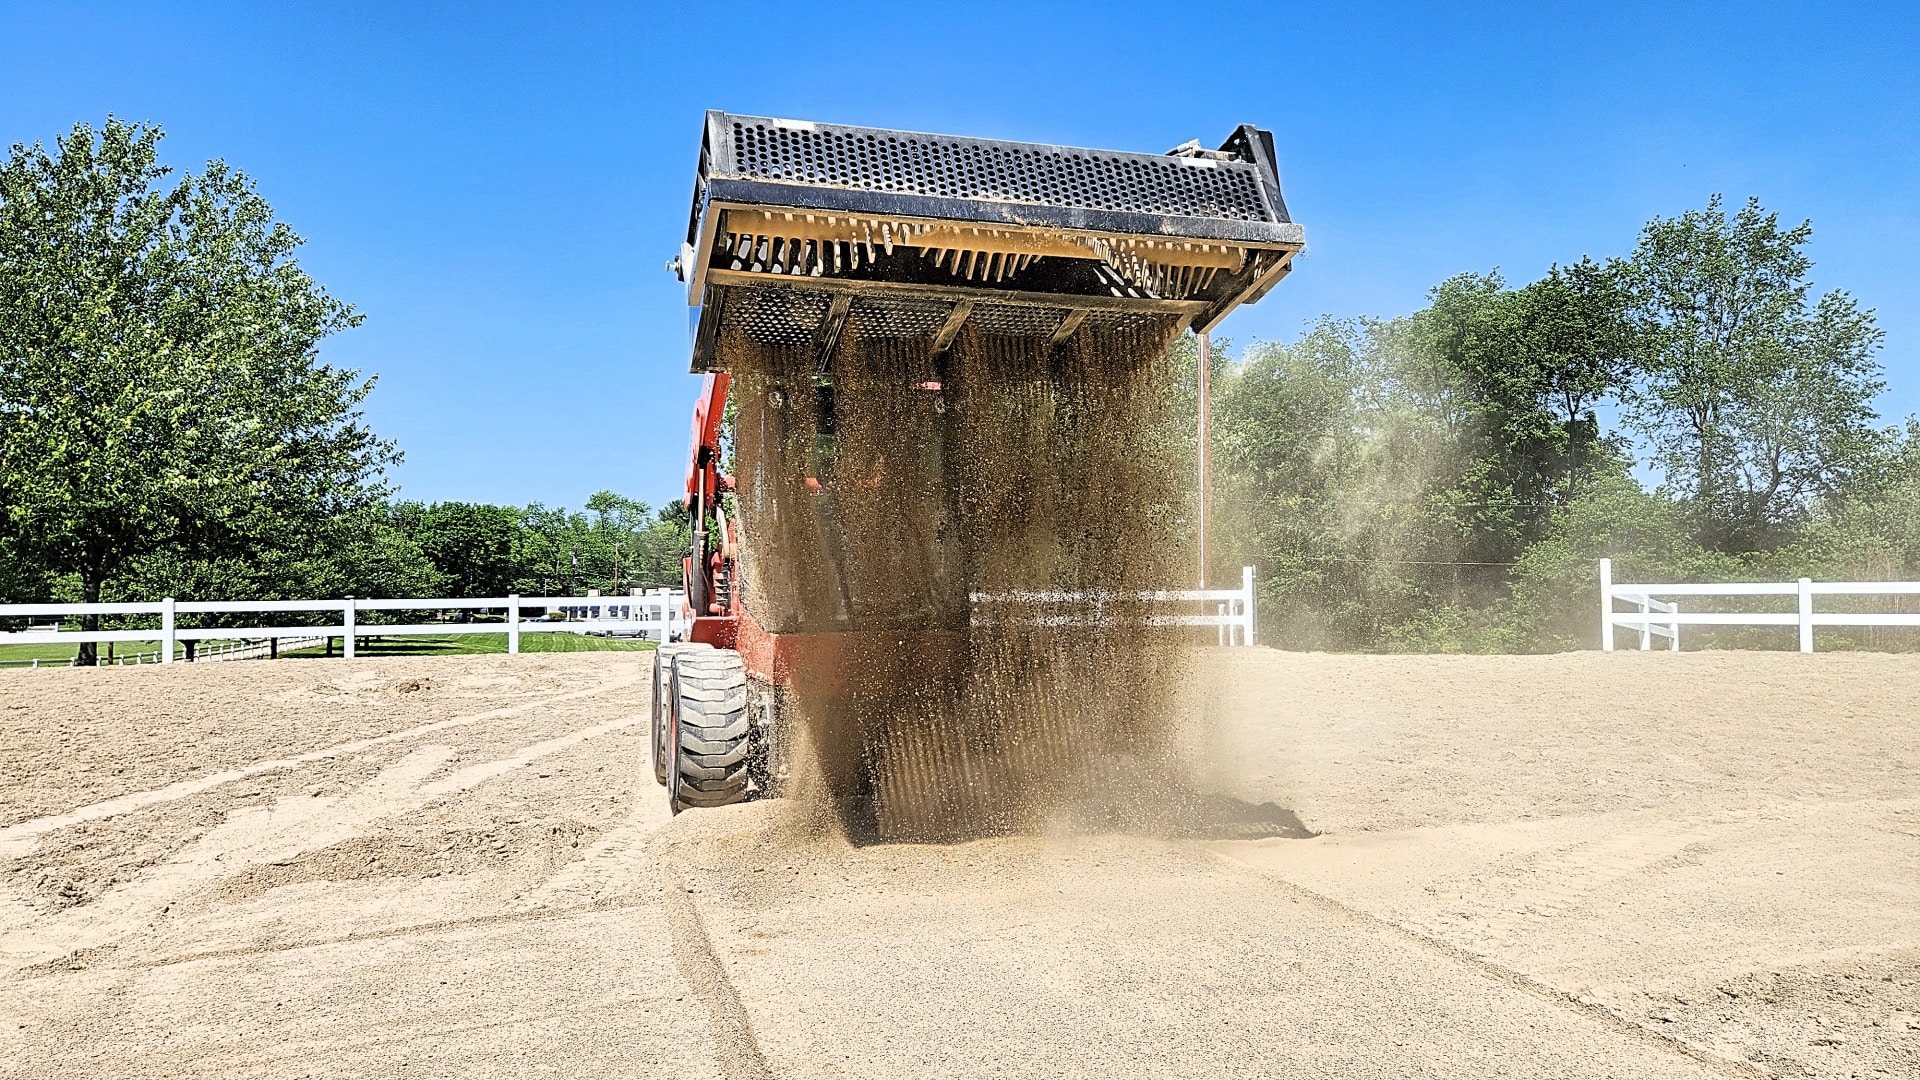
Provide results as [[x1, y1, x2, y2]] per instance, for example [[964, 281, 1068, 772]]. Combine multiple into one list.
[[1600, 558, 1920, 653], [1, 569, 1261, 668], [0, 592, 687, 666], [970, 565, 1259, 646]]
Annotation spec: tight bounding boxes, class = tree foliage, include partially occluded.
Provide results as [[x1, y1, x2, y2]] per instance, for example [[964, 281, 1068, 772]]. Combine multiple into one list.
[[386, 492, 690, 598], [0, 119, 392, 659], [1622, 195, 1886, 552], [1207, 194, 1894, 651]]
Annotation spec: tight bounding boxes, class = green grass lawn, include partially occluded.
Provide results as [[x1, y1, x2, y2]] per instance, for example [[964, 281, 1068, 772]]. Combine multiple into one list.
[[0, 640, 179, 665], [0, 642, 127, 665], [279, 632, 658, 658]]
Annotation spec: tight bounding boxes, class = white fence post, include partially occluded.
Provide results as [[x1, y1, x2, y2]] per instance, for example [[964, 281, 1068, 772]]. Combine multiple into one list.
[[1242, 565, 1256, 646], [1670, 602, 1681, 651], [507, 594, 520, 655], [343, 598, 356, 659], [161, 597, 176, 664], [1599, 559, 1615, 652], [1798, 578, 1814, 653]]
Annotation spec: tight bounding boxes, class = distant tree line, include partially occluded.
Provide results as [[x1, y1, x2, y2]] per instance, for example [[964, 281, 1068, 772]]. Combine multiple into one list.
[[1191, 195, 1907, 651]]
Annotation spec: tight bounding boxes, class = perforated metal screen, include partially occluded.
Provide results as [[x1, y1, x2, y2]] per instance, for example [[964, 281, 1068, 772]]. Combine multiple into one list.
[[721, 118, 1276, 224], [720, 287, 1179, 350]]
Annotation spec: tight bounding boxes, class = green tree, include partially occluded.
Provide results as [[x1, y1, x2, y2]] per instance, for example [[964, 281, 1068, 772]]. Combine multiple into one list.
[[507, 492, 684, 597], [106, 510, 444, 654], [391, 500, 525, 598], [1623, 195, 1886, 553], [1413, 262, 1637, 563], [1212, 317, 1495, 649], [0, 119, 389, 662], [1506, 472, 1739, 651]]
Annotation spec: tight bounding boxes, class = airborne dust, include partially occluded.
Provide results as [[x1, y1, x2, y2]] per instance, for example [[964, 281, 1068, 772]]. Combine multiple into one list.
[[725, 309, 1251, 842]]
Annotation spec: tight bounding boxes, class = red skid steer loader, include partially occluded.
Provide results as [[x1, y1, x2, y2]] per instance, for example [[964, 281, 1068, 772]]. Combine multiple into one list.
[[651, 112, 1303, 813]]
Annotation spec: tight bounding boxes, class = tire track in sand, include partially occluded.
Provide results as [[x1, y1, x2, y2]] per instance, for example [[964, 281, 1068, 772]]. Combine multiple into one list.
[[661, 862, 773, 1080], [0, 674, 642, 858], [0, 713, 644, 973]]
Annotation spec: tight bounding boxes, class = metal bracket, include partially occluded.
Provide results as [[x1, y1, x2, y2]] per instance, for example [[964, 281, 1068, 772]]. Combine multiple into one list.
[[812, 293, 852, 372], [1048, 309, 1089, 346], [932, 300, 973, 353]]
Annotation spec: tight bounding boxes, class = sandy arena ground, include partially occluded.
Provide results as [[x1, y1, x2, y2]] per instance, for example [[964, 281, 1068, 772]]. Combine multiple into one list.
[[0, 650, 1913, 1078]]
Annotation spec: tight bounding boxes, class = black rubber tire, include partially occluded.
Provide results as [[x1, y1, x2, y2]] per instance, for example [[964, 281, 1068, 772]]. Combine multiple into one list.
[[651, 642, 712, 786], [668, 649, 751, 813]]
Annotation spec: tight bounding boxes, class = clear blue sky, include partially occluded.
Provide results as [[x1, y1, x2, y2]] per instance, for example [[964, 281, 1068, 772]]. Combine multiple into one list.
[[7, 1, 1915, 511]]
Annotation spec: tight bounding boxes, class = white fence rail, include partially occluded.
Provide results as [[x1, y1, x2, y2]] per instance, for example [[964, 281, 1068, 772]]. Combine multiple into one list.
[[969, 565, 1258, 646], [1600, 558, 1920, 653], [1, 568, 1261, 667], [0, 593, 687, 665]]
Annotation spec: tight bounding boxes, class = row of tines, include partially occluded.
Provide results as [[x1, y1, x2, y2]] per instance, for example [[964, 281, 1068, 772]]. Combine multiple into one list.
[[724, 228, 894, 278], [722, 218, 1227, 300]]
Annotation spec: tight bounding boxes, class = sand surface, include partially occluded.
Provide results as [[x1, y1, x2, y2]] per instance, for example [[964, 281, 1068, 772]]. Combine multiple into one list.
[[0, 650, 1914, 1078]]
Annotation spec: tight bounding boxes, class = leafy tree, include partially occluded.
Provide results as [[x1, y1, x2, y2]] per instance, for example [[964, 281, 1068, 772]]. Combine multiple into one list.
[[1413, 262, 1637, 562], [105, 511, 444, 654], [1509, 257, 1638, 486], [0, 118, 389, 662], [1778, 418, 1920, 580], [1212, 317, 1491, 648], [510, 492, 683, 597], [1505, 472, 1740, 651], [1622, 195, 1886, 552], [0, 539, 51, 606], [390, 500, 525, 598]]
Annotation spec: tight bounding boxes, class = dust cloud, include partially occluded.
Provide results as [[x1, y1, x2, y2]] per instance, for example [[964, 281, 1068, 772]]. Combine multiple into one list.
[[724, 309, 1215, 842]]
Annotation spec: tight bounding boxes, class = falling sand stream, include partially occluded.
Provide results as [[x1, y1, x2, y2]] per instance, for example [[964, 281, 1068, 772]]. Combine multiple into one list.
[[723, 310, 1207, 841]]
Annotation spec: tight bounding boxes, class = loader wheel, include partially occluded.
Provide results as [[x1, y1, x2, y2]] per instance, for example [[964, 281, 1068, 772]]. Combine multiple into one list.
[[652, 642, 712, 786], [668, 649, 751, 813]]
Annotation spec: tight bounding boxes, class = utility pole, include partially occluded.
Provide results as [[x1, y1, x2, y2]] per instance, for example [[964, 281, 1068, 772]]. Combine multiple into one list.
[[1197, 328, 1211, 590]]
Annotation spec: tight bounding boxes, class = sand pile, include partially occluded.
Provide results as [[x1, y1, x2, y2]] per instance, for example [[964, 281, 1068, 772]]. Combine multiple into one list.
[[724, 313, 1197, 841]]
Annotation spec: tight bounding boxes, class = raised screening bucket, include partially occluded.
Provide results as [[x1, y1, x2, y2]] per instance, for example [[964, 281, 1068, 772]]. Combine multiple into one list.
[[673, 113, 1305, 638], [670, 112, 1305, 371]]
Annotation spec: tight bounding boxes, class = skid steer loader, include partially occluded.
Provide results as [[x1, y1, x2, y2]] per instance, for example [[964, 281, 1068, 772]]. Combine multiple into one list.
[[651, 112, 1303, 814]]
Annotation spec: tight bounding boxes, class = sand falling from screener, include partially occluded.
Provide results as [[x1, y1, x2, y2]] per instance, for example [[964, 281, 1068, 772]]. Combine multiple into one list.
[[723, 311, 1200, 842]]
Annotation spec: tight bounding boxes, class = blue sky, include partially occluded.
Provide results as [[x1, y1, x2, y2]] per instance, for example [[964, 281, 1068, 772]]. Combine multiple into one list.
[[6, 1, 1915, 510]]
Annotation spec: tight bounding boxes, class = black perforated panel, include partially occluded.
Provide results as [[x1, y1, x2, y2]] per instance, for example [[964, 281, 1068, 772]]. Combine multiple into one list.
[[722, 119, 1275, 223], [850, 296, 952, 340], [969, 303, 1065, 337], [723, 289, 829, 347]]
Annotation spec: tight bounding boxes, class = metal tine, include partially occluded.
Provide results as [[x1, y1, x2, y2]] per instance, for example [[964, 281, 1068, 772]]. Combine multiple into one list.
[[833, 240, 843, 274], [807, 239, 823, 276], [752, 236, 768, 273], [881, 222, 894, 256]]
